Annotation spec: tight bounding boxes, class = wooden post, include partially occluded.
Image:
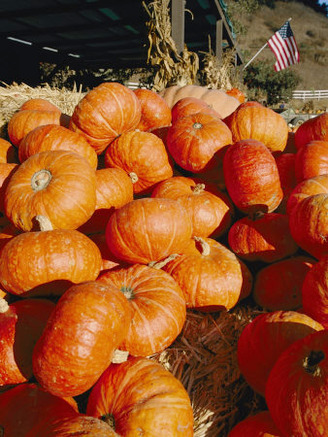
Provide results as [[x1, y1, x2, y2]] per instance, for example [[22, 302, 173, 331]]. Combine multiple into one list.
[[171, 0, 185, 54], [215, 19, 223, 61]]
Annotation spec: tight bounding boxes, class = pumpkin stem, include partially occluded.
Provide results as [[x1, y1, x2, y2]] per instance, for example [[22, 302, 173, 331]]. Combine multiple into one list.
[[193, 122, 203, 130], [192, 183, 205, 195], [149, 253, 180, 269], [34, 215, 54, 231], [31, 169, 52, 192], [194, 236, 210, 256], [0, 298, 9, 313], [101, 413, 116, 430], [129, 172, 138, 184], [303, 349, 325, 377]]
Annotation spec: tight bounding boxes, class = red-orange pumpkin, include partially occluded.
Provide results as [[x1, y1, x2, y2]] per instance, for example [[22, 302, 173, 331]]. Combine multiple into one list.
[[4, 150, 97, 231], [105, 197, 193, 264], [294, 140, 328, 182], [0, 138, 18, 163], [97, 263, 186, 356], [19, 98, 62, 113], [133, 88, 172, 131], [32, 281, 131, 397], [171, 96, 222, 122], [273, 152, 297, 214], [18, 124, 98, 169], [104, 130, 173, 194], [265, 329, 328, 437], [166, 111, 232, 173], [69, 82, 141, 154], [223, 139, 283, 214], [86, 356, 194, 436], [228, 411, 281, 437], [237, 310, 323, 395], [226, 87, 246, 103], [0, 162, 18, 212], [294, 112, 328, 150]]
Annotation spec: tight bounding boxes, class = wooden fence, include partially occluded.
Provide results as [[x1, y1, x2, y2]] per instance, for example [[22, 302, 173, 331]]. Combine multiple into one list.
[[292, 90, 328, 100]]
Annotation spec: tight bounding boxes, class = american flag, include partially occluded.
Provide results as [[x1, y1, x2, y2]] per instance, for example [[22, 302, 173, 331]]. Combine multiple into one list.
[[267, 20, 300, 71]]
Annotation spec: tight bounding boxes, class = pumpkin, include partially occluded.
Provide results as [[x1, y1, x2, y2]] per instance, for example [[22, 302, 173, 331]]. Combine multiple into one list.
[[223, 139, 283, 214], [0, 162, 18, 212], [224, 102, 289, 153], [166, 111, 232, 173], [302, 254, 328, 328], [89, 233, 127, 272], [159, 84, 240, 118], [294, 140, 328, 182], [133, 88, 172, 131], [253, 256, 314, 311], [69, 82, 141, 154], [237, 310, 323, 396], [160, 237, 243, 311], [265, 329, 328, 437], [87, 356, 194, 436], [105, 197, 193, 264], [226, 87, 246, 104], [19, 98, 62, 113], [0, 383, 78, 437], [227, 212, 298, 263], [151, 176, 234, 238], [32, 281, 131, 397], [0, 298, 55, 386], [4, 150, 97, 231], [18, 124, 98, 169], [78, 167, 134, 235], [104, 130, 173, 194], [171, 96, 222, 122], [0, 227, 102, 297], [0, 138, 18, 163], [294, 112, 328, 150], [8, 109, 70, 147], [228, 411, 281, 437], [97, 263, 186, 356], [273, 152, 297, 214]]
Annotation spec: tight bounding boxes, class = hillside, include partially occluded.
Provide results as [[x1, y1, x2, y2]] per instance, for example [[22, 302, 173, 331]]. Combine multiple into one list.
[[234, 1, 328, 90]]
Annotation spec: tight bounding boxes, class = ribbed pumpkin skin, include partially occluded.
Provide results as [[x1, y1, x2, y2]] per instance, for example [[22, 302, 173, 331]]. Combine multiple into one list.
[[166, 112, 232, 173], [295, 140, 328, 182], [87, 356, 194, 436], [105, 197, 193, 264], [228, 213, 298, 263], [171, 96, 222, 122], [97, 264, 186, 356], [265, 329, 328, 437], [163, 237, 243, 311], [151, 176, 233, 238], [69, 82, 141, 154], [302, 255, 328, 328], [294, 112, 328, 150], [4, 150, 97, 231], [0, 163, 18, 212], [0, 138, 18, 163], [159, 84, 240, 118], [20, 98, 62, 113], [228, 411, 281, 437], [8, 109, 69, 147], [237, 310, 323, 396], [32, 281, 131, 397], [134, 88, 172, 131], [18, 124, 98, 169], [0, 383, 78, 437], [253, 256, 314, 311], [104, 130, 173, 194], [223, 139, 283, 214], [0, 229, 102, 296], [224, 103, 289, 153], [0, 298, 55, 385]]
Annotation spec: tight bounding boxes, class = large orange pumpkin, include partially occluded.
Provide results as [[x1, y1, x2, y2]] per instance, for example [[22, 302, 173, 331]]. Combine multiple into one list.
[[32, 281, 131, 397], [223, 139, 283, 214], [105, 197, 193, 264], [133, 88, 172, 131], [171, 96, 222, 122], [19, 98, 62, 113], [294, 112, 328, 150], [294, 140, 328, 182], [97, 263, 186, 356], [86, 356, 194, 436], [4, 150, 97, 231], [69, 82, 141, 154], [0, 138, 18, 164]]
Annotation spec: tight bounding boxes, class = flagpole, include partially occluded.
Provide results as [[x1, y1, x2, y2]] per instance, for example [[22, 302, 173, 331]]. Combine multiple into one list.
[[242, 17, 293, 71]]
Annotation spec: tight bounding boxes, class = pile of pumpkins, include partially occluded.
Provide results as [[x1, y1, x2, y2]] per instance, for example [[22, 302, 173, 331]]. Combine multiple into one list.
[[0, 80, 327, 436]]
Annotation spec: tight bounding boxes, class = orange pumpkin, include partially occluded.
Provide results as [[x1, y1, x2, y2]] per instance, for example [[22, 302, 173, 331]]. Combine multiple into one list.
[[69, 82, 141, 154], [226, 87, 246, 103], [32, 281, 131, 397], [97, 263, 186, 356], [0, 162, 18, 212], [0, 138, 18, 163], [104, 130, 173, 194], [4, 150, 97, 231], [171, 96, 222, 122], [294, 112, 328, 150], [87, 356, 194, 436], [273, 152, 297, 214], [237, 310, 323, 395], [133, 88, 172, 131], [228, 411, 281, 437], [294, 140, 328, 182], [19, 98, 62, 113]]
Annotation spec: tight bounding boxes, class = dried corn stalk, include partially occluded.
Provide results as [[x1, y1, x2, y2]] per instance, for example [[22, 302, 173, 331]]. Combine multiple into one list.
[[143, 0, 199, 92]]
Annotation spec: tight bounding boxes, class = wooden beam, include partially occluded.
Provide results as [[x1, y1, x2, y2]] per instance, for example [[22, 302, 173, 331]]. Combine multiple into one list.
[[215, 19, 223, 61], [171, 0, 185, 54]]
